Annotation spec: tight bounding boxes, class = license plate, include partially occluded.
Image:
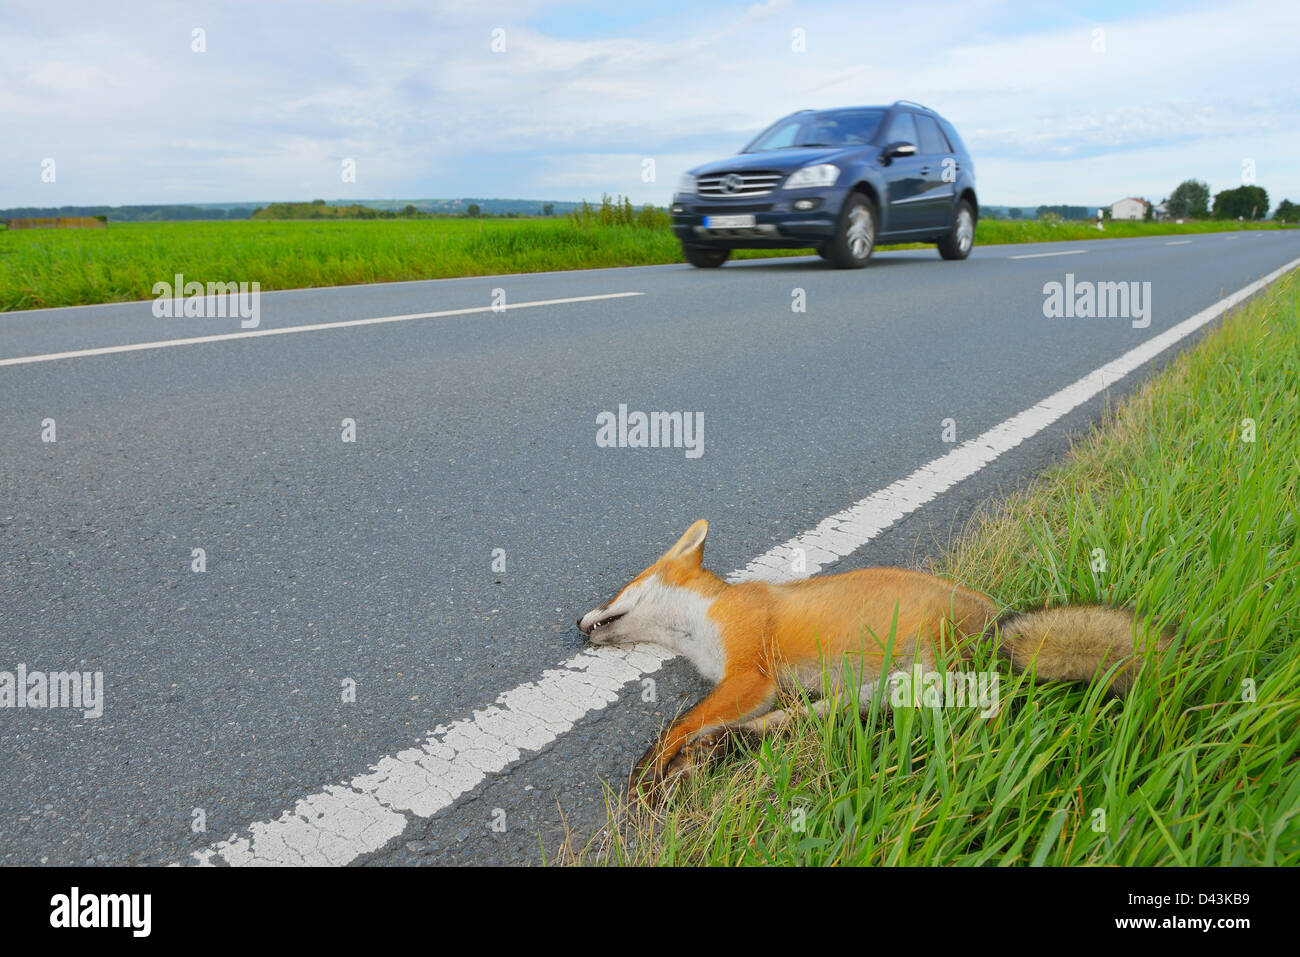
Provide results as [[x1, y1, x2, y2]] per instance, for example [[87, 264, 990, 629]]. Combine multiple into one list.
[[703, 214, 756, 228]]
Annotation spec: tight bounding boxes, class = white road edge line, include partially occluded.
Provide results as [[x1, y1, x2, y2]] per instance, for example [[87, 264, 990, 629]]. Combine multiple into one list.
[[1007, 249, 1089, 260], [0, 292, 646, 368], [184, 256, 1300, 866]]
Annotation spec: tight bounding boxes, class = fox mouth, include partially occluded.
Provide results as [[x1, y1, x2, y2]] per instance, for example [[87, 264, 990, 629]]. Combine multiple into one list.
[[588, 611, 626, 634]]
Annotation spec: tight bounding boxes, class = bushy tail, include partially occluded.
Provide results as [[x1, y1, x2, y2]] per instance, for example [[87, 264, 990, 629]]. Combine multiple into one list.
[[994, 605, 1173, 696]]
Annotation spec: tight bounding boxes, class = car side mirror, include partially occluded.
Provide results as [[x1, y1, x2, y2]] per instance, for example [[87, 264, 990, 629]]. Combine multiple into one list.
[[881, 141, 917, 163]]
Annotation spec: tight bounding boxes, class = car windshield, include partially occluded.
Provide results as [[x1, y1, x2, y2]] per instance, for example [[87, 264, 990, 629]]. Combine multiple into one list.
[[742, 109, 885, 152]]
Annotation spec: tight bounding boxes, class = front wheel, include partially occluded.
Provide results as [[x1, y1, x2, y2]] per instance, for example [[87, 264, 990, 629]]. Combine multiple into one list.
[[937, 200, 975, 260], [682, 244, 730, 268], [823, 194, 876, 268]]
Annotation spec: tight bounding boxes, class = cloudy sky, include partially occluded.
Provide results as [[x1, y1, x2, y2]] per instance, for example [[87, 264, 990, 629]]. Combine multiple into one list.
[[3, 0, 1298, 210]]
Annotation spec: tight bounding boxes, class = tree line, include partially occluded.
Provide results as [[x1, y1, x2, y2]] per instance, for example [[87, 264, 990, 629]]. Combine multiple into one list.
[[1162, 180, 1294, 221], [0, 204, 254, 222], [1025, 183, 1297, 223]]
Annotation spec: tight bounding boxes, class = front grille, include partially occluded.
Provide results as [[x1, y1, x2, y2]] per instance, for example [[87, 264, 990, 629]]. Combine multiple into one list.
[[697, 171, 784, 198]]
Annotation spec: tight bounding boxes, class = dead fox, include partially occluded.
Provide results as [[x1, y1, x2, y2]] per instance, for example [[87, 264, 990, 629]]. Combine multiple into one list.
[[577, 520, 1172, 798]]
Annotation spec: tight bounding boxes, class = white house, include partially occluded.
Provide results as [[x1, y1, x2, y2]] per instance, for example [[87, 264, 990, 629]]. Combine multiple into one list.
[[1110, 197, 1150, 220]]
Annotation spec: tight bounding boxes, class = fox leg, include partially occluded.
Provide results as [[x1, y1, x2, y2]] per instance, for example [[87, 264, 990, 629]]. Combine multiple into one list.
[[737, 696, 836, 734], [645, 667, 913, 796], [681, 696, 841, 766], [630, 670, 776, 798], [735, 668, 911, 735]]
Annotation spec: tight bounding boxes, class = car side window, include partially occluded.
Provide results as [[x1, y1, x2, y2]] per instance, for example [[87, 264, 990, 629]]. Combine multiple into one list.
[[938, 118, 967, 156], [916, 114, 949, 155], [884, 111, 918, 148]]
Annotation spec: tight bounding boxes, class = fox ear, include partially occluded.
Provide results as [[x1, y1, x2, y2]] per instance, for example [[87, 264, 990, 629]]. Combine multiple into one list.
[[663, 519, 708, 564]]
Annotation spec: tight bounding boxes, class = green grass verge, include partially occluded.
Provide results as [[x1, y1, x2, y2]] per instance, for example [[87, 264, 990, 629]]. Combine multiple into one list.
[[1, 215, 1293, 312], [575, 267, 1300, 867]]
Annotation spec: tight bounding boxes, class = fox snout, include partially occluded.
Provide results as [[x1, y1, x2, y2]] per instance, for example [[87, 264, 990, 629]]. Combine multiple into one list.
[[577, 606, 626, 642]]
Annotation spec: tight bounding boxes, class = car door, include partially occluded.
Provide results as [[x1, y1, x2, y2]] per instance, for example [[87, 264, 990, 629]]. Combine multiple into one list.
[[913, 113, 957, 231], [879, 111, 927, 233]]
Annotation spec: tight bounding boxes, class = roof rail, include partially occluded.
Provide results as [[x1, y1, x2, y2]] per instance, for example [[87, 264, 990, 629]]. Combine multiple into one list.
[[891, 99, 931, 112]]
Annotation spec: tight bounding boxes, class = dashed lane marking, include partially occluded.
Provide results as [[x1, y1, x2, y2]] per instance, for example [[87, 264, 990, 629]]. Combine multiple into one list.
[[0, 292, 646, 368]]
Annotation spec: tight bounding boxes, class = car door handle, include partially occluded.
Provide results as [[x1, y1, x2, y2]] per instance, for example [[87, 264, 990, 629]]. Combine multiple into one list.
[[919, 166, 931, 174]]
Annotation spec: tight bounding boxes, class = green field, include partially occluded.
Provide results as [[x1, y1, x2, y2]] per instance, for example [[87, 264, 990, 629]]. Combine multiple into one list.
[[575, 268, 1300, 866], [1, 213, 1294, 312]]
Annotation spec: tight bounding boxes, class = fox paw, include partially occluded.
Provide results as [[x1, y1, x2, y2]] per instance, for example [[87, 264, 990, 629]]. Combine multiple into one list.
[[628, 743, 672, 802], [629, 740, 711, 804], [684, 728, 731, 752], [628, 727, 747, 805]]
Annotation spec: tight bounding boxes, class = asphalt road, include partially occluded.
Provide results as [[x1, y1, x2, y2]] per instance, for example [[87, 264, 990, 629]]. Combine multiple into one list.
[[3, 230, 1298, 865]]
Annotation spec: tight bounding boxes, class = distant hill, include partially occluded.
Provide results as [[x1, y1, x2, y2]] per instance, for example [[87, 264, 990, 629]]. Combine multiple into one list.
[[356, 198, 585, 216], [981, 206, 1034, 220], [3, 199, 1112, 224], [0, 203, 259, 222], [982, 204, 1109, 220], [1, 198, 587, 222]]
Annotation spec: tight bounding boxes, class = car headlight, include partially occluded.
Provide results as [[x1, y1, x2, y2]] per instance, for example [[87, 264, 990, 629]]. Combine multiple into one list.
[[677, 172, 697, 195], [783, 163, 840, 189]]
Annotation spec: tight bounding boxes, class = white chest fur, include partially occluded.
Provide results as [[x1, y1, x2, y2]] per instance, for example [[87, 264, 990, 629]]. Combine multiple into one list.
[[638, 577, 727, 683]]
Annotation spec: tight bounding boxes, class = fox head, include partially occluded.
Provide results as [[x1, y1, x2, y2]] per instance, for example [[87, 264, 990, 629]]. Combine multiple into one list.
[[577, 519, 722, 653]]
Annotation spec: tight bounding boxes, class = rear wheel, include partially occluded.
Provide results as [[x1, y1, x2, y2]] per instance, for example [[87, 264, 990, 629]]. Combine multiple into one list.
[[824, 194, 876, 268], [938, 200, 975, 260], [682, 244, 730, 268]]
